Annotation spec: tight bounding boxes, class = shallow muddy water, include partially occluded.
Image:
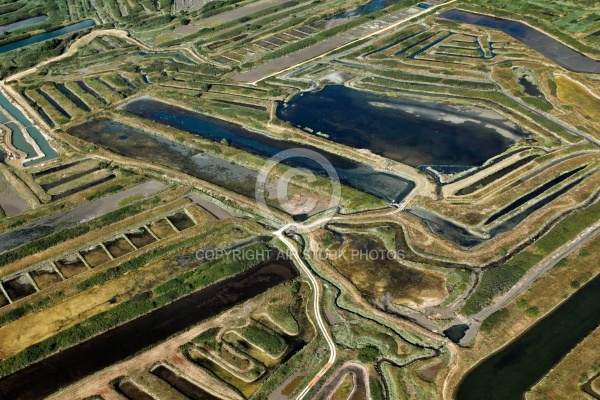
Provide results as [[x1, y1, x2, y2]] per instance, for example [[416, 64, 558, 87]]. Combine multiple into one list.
[[0, 180, 165, 254], [68, 119, 263, 200], [329, 232, 447, 306], [0, 19, 95, 54], [0, 174, 28, 216], [0, 16, 48, 33]]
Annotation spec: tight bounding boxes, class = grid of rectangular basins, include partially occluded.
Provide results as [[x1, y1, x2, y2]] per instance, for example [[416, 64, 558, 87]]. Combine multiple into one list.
[[0, 210, 197, 307], [214, 21, 326, 65]]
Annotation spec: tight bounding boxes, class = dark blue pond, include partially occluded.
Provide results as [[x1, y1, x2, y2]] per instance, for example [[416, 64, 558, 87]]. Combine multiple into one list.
[[276, 85, 526, 167], [440, 10, 600, 74]]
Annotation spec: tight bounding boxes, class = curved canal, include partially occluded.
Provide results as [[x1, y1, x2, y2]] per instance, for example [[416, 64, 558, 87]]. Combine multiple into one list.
[[440, 9, 600, 74]]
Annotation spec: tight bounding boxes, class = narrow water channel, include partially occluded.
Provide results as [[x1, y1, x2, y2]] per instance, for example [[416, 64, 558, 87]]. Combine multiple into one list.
[[0, 19, 95, 54], [0, 91, 58, 165]]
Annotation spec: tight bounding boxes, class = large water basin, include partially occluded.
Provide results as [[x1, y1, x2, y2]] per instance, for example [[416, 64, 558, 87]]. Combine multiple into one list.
[[276, 85, 526, 168], [439, 9, 600, 74], [119, 97, 415, 202]]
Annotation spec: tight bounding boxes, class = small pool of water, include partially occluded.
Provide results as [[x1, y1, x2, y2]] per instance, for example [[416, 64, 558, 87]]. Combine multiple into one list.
[[444, 324, 469, 343], [518, 75, 543, 98]]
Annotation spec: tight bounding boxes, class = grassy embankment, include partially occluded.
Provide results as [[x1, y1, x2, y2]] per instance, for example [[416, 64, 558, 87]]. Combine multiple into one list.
[[0, 240, 272, 377], [462, 198, 600, 316]]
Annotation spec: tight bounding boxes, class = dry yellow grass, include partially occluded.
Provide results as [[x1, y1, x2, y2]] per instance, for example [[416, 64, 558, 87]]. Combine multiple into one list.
[[556, 75, 600, 139], [183, 203, 217, 225], [0, 252, 182, 359], [0, 217, 258, 359], [556, 76, 600, 120]]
